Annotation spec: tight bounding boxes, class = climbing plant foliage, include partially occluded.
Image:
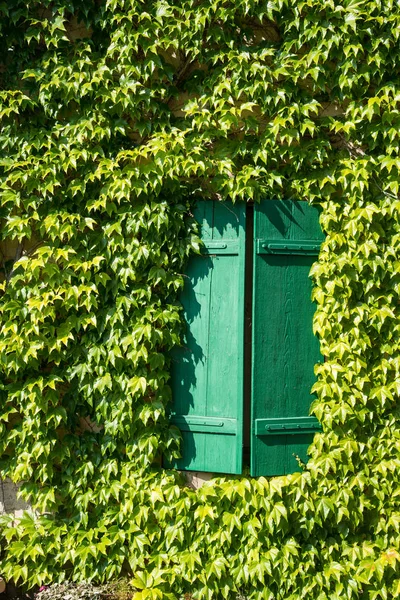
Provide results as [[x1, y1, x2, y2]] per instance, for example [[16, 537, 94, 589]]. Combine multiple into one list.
[[0, 0, 400, 597]]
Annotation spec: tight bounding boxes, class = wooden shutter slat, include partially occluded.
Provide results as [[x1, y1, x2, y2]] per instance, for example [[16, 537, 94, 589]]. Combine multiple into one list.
[[250, 199, 324, 477]]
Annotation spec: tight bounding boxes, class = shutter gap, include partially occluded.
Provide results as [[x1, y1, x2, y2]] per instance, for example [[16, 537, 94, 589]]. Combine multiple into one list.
[[243, 203, 254, 468]]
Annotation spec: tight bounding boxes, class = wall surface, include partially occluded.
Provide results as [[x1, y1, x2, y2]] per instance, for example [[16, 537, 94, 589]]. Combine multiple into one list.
[[0, 481, 29, 516]]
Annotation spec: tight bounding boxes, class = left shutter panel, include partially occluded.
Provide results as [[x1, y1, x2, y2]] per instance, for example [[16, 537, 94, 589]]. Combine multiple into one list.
[[169, 200, 245, 474]]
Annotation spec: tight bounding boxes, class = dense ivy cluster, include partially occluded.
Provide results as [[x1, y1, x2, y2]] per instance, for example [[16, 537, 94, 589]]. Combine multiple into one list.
[[0, 0, 400, 598]]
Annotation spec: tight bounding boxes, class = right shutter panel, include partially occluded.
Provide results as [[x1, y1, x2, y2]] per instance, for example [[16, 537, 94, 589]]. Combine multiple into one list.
[[169, 200, 245, 474], [251, 199, 323, 477]]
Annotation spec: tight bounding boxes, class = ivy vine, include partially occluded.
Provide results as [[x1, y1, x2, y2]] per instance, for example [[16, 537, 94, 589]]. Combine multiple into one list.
[[0, 0, 400, 598]]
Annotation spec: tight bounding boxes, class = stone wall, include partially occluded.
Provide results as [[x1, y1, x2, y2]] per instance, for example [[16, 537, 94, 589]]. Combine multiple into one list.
[[0, 480, 29, 516]]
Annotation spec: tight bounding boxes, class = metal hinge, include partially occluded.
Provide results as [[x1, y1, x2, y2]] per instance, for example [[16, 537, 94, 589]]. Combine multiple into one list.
[[254, 416, 322, 436], [256, 239, 321, 255], [202, 240, 239, 255], [170, 415, 238, 434]]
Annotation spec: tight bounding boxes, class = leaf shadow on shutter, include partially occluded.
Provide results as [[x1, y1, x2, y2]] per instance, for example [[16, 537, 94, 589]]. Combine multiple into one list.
[[174, 256, 212, 411]]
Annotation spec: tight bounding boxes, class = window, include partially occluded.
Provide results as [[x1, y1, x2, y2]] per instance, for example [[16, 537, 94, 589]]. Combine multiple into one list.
[[169, 199, 323, 477]]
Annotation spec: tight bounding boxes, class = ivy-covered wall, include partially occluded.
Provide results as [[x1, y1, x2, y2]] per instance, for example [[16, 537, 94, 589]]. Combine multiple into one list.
[[1, 0, 400, 598]]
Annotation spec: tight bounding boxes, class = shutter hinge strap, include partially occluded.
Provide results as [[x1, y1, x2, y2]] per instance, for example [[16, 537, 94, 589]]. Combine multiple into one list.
[[171, 415, 237, 434], [202, 240, 239, 255], [256, 239, 321, 255], [254, 417, 322, 436]]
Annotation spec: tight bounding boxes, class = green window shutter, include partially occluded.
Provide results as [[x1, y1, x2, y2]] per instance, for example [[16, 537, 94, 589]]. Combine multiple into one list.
[[170, 200, 245, 474], [251, 199, 323, 477]]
